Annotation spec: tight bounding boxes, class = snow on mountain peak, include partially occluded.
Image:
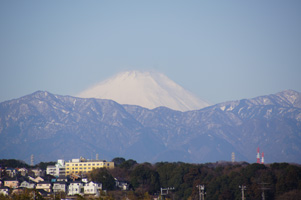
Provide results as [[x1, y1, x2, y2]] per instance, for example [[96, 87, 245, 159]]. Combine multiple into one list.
[[77, 70, 210, 111]]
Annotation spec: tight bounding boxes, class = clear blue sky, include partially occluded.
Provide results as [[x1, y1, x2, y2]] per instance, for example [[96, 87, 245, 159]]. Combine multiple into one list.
[[1, 0, 300, 104]]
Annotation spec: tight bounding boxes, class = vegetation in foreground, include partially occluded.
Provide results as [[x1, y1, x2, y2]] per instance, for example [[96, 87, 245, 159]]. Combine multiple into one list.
[[1, 158, 301, 199]]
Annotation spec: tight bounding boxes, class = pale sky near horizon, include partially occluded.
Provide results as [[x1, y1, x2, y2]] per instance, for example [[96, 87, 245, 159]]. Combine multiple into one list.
[[1, 1, 300, 104]]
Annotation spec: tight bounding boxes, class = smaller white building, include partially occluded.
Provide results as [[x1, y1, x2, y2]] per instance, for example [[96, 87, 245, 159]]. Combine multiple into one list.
[[19, 181, 35, 189], [0, 187, 9, 196], [18, 168, 28, 176], [84, 181, 102, 196], [31, 169, 44, 177], [115, 178, 129, 191], [36, 181, 52, 192], [68, 181, 84, 196], [46, 159, 65, 177], [53, 182, 67, 193]]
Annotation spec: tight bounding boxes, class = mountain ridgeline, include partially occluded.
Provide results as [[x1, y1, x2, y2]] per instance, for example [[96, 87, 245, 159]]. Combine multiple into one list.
[[0, 90, 300, 164]]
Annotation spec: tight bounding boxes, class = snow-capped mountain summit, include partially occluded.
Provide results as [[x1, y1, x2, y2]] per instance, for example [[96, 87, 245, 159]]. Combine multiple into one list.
[[77, 71, 210, 111]]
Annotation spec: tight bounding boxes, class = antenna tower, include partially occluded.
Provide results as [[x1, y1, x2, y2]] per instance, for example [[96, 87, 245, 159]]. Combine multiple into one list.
[[257, 147, 260, 163], [30, 154, 34, 166], [231, 152, 235, 163], [261, 152, 264, 164]]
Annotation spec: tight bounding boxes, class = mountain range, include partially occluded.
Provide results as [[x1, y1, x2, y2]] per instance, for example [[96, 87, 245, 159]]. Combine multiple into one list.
[[0, 90, 300, 164]]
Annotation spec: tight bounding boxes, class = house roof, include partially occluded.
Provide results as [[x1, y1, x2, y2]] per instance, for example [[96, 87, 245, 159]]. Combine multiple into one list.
[[37, 181, 51, 184], [53, 181, 67, 185], [4, 178, 18, 182], [36, 189, 50, 196], [69, 181, 83, 184]]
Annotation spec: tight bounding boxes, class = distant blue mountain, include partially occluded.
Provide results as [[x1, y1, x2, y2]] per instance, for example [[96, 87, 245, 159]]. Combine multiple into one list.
[[0, 90, 300, 164]]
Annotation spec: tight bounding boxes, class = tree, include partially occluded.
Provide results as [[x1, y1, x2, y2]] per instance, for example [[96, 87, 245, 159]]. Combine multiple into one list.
[[120, 159, 137, 170], [112, 157, 126, 167], [130, 164, 160, 194], [89, 168, 115, 190]]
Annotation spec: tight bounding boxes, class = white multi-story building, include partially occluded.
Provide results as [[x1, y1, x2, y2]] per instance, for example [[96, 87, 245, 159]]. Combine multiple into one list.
[[46, 159, 65, 177]]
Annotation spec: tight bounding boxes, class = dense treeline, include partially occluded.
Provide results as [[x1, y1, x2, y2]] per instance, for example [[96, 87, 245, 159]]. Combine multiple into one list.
[[0, 159, 30, 169], [100, 159, 301, 200], [0, 159, 55, 170], [1, 159, 301, 199]]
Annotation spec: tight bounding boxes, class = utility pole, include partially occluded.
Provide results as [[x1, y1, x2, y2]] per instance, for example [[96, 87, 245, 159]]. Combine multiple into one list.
[[196, 185, 205, 200], [160, 187, 175, 200], [259, 182, 270, 200], [239, 185, 246, 200]]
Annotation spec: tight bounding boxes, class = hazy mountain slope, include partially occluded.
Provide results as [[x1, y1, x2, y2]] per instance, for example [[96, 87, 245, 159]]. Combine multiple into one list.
[[123, 90, 301, 163], [0, 90, 300, 164], [0, 91, 145, 162], [77, 71, 210, 111]]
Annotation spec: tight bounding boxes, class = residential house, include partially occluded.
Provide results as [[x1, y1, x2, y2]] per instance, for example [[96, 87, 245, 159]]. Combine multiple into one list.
[[53, 181, 67, 193], [82, 178, 89, 183], [36, 181, 52, 192], [115, 178, 129, 191], [19, 180, 35, 189], [30, 169, 44, 177], [5, 168, 17, 178], [68, 181, 84, 196], [57, 175, 68, 182], [4, 179, 19, 188], [84, 181, 102, 196], [18, 168, 28, 176], [0, 186, 9, 196], [29, 176, 44, 183]]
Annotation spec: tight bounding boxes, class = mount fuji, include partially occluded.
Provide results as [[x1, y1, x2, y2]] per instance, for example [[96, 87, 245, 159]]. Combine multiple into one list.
[[77, 71, 210, 111]]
